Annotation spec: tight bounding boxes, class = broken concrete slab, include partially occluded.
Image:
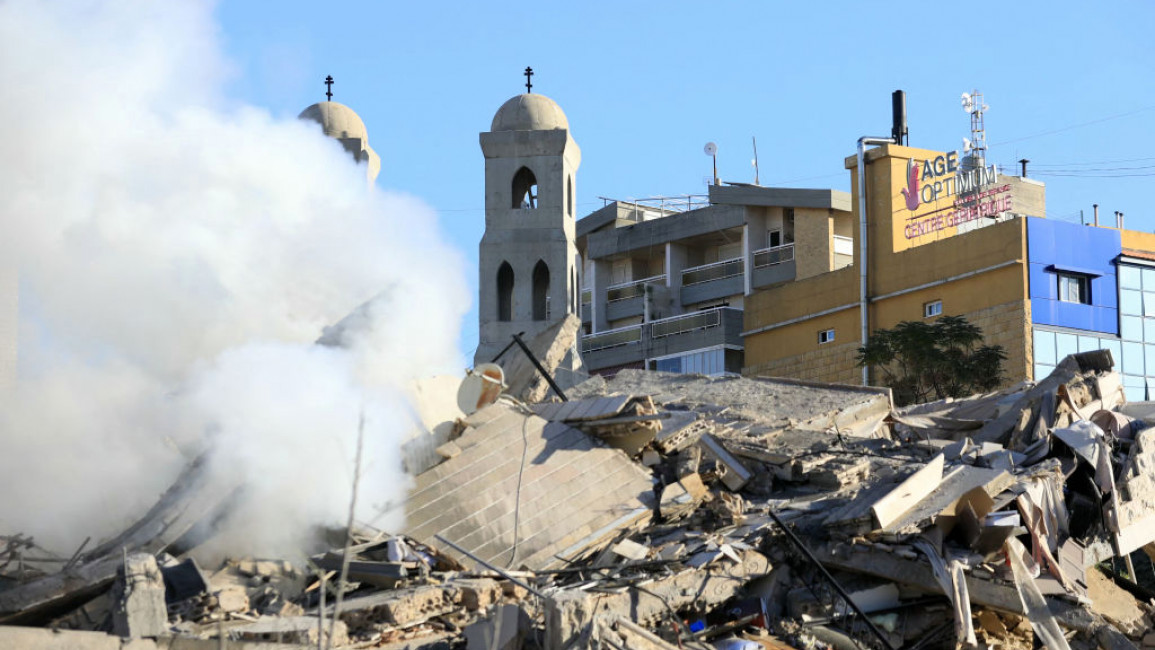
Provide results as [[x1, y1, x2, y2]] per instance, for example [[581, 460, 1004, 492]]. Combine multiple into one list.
[[463, 603, 527, 650], [544, 549, 769, 649], [698, 433, 753, 491], [232, 616, 348, 647], [882, 465, 1014, 533], [328, 585, 456, 629], [405, 402, 656, 570], [111, 553, 168, 639], [870, 454, 944, 530], [495, 314, 585, 404]]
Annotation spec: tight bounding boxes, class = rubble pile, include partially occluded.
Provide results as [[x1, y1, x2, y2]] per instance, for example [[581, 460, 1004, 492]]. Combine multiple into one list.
[[4, 349, 1155, 650]]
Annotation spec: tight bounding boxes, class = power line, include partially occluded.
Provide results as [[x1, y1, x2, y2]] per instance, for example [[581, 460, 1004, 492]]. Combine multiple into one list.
[[990, 104, 1155, 146], [1014, 155, 1155, 168], [1027, 164, 1155, 173], [1032, 171, 1155, 178]]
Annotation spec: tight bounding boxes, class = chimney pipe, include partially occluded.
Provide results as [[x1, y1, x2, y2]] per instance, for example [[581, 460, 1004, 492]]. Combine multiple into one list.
[[891, 90, 908, 146], [1018, 158, 1029, 178], [1093, 204, 1099, 227], [1120, 211, 1125, 230]]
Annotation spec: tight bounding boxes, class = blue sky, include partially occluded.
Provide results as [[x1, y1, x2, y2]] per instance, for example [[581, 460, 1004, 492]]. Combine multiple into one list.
[[214, 0, 1155, 361]]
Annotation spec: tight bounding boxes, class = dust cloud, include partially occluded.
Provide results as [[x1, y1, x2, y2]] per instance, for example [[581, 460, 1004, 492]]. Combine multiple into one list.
[[0, 0, 468, 559]]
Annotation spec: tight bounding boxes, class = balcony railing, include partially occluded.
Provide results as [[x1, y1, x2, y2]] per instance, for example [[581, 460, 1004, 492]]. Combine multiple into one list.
[[833, 235, 854, 256], [581, 324, 643, 353], [598, 195, 710, 221], [752, 244, 794, 269], [650, 308, 724, 339], [682, 258, 744, 286], [606, 274, 666, 302]]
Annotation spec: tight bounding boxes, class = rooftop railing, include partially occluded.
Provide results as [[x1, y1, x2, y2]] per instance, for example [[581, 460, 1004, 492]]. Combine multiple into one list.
[[598, 195, 710, 221]]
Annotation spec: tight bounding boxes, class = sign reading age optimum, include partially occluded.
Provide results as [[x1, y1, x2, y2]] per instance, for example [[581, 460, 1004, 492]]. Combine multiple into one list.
[[901, 151, 1010, 241]]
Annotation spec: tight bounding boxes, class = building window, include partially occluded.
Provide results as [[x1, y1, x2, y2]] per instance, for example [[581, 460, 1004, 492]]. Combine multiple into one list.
[[818, 328, 835, 344], [497, 262, 514, 322], [924, 300, 943, 318], [1058, 273, 1090, 304], [768, 228, 782, 248], [567, 176, 573, 217], [512, 166, 537, 209], [532, 260, 550, 321]]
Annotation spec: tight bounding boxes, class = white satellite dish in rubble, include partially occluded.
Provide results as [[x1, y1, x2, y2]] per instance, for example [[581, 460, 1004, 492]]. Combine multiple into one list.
[[456, 363, 505, 416], [703, 142, 717, 157]]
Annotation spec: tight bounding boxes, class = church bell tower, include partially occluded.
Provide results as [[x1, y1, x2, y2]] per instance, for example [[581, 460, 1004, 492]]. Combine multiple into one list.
[[475, 72, 582, 365]]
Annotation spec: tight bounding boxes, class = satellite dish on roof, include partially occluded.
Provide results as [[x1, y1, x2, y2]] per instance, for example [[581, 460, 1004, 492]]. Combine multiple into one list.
[[456, 363, 505, 415], [963, 137, 973, 152], [703, 142, 717, 157], [961, 92, 973, 112]]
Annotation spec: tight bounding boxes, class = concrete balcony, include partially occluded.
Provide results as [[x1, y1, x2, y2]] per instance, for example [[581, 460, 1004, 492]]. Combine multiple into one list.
[[680, 258, 743, 305], [751, 244, 796, 288], [579, 307, 743, 373], [580, 324, 644, 369], [606, 274, 665, 321], [646, 307, 744, 360]]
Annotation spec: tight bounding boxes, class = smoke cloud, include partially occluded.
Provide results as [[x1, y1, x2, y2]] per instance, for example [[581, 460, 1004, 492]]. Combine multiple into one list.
[[0, 0, 468, 559]]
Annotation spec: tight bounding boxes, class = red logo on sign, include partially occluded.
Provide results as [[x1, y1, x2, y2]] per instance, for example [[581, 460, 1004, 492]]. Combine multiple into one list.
[[900, 159, 920, 211]]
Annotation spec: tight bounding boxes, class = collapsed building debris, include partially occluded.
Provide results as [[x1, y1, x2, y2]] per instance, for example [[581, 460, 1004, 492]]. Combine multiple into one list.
[[6, 348, 1155, 649]]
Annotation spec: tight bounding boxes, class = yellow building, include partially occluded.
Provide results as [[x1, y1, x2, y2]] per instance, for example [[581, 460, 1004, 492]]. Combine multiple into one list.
[[743, 143, 1046, 387]]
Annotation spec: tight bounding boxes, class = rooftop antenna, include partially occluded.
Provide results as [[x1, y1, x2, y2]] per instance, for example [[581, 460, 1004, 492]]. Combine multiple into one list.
[[704, 142, 718, 186], [960, 90, 989, 169], [524, 67, 533, 93], [751, 137, 760, 185], [324, 75, 334, 101]]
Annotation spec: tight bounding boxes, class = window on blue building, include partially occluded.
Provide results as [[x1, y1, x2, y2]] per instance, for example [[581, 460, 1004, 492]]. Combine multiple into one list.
[[1057, 273, 1090, 304]]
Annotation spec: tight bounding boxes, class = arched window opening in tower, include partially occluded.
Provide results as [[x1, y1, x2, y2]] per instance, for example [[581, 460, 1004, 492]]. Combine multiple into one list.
[[533, 260, 551, 321], [512, 167, 538, 209], [497, 262, 514, 322]]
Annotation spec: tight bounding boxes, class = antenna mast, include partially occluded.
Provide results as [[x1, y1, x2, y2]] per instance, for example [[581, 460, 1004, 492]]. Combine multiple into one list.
[[961, 89, 988, 170], [752, 137, 760, 185]]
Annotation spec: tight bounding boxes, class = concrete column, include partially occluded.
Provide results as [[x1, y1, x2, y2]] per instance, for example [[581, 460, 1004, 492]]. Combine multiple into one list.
[[111, 553, 168, 638], [666, 242, 688, 316], [742, 224, 752, 296], [592, 259, 610, 332]]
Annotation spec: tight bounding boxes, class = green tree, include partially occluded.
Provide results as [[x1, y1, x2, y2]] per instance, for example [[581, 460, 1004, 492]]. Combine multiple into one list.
[[856, 315, 1006, 406]]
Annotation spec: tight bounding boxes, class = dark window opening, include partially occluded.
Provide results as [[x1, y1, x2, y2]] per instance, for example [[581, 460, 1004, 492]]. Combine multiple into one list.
[[512, 167, 538, 209], [1058, 273, 1090, 305], [497, 262, 514, 321], [533, 260, 550, 320], [567, 176, 573, 217]]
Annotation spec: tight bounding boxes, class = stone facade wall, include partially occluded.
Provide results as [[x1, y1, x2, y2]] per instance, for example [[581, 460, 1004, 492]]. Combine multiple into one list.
[[792, 208, 832, 281], [962, 299, 1031, 385], [744, 299, 1030, 389], [745, 339, 862, 385]]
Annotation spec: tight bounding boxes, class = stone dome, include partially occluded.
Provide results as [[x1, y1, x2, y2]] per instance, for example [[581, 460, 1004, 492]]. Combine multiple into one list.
[[490, 94, 569, 132], [298, 101, 368, 140]]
